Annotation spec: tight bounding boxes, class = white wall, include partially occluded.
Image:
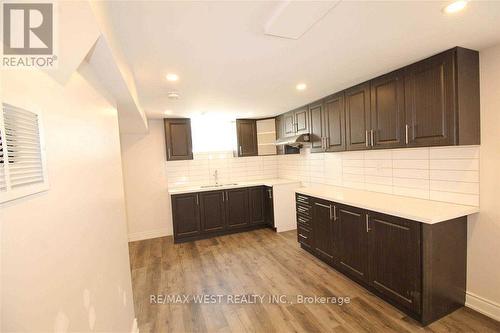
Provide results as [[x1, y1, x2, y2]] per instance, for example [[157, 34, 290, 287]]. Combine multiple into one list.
[[465, 44, 500, 321], [0, 68, 135, 331], [120, 120, 172, 241]]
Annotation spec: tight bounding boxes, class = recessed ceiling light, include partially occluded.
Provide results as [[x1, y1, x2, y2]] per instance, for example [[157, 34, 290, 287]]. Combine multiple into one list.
[[164, 110, 173, 115], [166, 73, 179, 82], [167, 91, 180, 99], [443, 0, 467, 14], [296, 83, 307, 91]]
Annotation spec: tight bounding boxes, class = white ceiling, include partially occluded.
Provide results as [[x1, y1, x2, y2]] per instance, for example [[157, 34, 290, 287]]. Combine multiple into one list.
[[99, 1, 500, 120]]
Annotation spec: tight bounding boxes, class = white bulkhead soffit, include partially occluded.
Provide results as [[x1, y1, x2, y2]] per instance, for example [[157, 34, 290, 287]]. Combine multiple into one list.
[[265, 1, 341, 39], [0, 103, 49, 203]]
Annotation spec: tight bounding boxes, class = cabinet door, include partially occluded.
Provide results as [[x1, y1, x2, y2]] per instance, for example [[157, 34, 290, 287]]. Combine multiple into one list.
[[164, 118, 193, 161], [405, 50, 455, 147], [199, 191, 226, 233], [312, 199, 335, 263], [171, 193, 200, 238], [309, 102, 325, 152], [324, 92, 346, 152], [370, 71, 406, 149], [294, 107, 309, 134], [345, 83, 371, 150], [264, 187, 274, 227], [275, 116, 284, 155], [369, 212, 421, 314], [284, 112, 295, 136], [236, 119, 258, 157], [249, 186, 265, 224], [225, 188, 250, 229], [336, 204, 369, 282]]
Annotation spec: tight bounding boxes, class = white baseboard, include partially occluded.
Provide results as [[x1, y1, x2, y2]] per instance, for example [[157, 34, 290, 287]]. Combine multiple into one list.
[[466, 292, 500, 322], [128, 228, 172, 242]]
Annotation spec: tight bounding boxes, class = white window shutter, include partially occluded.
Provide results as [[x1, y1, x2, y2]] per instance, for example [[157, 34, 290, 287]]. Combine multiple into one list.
[[0, 104, 49, 203]]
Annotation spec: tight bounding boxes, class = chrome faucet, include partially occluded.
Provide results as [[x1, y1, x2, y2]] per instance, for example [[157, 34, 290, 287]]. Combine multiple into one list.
[[213, 169, 219, 185]]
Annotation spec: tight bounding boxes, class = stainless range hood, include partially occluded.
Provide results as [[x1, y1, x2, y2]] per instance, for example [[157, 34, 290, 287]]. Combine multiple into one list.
[[275, 134, 311, 147]]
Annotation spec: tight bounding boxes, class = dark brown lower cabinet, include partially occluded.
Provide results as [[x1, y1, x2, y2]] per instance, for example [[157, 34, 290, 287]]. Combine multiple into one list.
[[369, 212, 421, 314], [311, 199, 335, 264], [336, 204, 370, 283], [296, 194, 467, 326], [172, 186, 272, 243], [171, 193, 201, 238], [226, 188, 250, 229], [264, 187, 274, 228], [249, 187, 265, 224], [199, 190, 226, 233]]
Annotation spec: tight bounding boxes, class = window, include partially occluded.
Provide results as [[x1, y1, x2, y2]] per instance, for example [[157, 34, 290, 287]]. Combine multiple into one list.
[[190, 114, 237, 153], [0, 103, 49, 203]]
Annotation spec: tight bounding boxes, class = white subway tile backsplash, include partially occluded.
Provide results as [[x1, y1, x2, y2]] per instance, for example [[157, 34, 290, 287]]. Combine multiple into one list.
[[430, 180, 480, 194], [392, 148, 429, 160], [392, 159, 429, 170], [430, 170, 479, 182], [393, 168, 430, 179], [429, 146, 480, 159], [165, 146, 479, 207], [429, 159, 479, 171]]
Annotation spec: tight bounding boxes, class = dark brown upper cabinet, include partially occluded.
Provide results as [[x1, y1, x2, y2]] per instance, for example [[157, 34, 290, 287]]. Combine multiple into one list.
[[324, 92, 346, 152], [284, 112, 295, 136], [164, 118, 193, 161], [278, 46, 479, 153], [283, 108, 309, 137], [309, 102, 325, 152], [404, 50, 455, 147], [236, 119, 258, 157], [370, 70, 406, 149], [345, 82, 371, 151], [294, 107, 309, 134], [405, 47, 480, 147]]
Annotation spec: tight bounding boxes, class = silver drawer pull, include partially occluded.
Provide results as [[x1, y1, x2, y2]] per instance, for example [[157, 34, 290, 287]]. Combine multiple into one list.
[[299, 234, 308, 239]]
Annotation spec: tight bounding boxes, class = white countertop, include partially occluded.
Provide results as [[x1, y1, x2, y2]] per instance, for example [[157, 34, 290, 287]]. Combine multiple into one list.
[[296, 185, 479, 224], [168, 178, 301, 195]]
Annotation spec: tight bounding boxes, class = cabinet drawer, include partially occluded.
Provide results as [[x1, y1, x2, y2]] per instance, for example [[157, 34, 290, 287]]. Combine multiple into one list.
[[297, 226, 312, 248], [297, 215, 311, 229], [296, 194, 311, 206], [296, 203, 311, 217]]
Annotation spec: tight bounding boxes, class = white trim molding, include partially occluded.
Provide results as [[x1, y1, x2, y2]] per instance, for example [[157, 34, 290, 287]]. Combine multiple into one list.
[[128, 228, 171, 242], [466, 292, 500, 322]]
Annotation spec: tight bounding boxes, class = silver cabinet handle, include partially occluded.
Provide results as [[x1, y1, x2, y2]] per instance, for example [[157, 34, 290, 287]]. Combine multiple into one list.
[[167, 147, 171, 159], [333, 206, 337, 221], [365, 130, 369, 147], [405, 124, 409, 145], [329, 205, 333, 221], [222, 192, 225, 202], [268, 189, 273, 199], [226, 191, 229, 201], [365, 214, 371, 232], [196, 194, 199, 206], [370, 130, 374, 147], [239, 146, 242, 156], [326, 137, 330, 149]]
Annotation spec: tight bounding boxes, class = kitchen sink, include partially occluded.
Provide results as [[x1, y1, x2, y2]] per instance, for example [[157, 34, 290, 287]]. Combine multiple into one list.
[[200, 183, 238, 188]]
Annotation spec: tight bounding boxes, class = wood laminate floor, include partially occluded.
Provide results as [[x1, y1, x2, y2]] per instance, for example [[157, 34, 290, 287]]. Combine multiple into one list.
[[128, 229, 500, 333]]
